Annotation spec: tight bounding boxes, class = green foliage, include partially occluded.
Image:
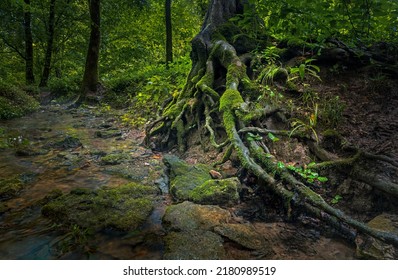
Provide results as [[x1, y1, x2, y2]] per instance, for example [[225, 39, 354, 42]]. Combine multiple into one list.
[[253, 0, 398, 44], [117, 55, 192, 126], [287, 162, 328, 184], [320, 95, 345, 127], [289, 103, 319, 142], [48, 76, 80, 97], [288, 59, 321, 82], [246, 132, 263, 141], [267, 132, 279, 142], [0, 82, 39, 119], [331, 194, 343, 204]]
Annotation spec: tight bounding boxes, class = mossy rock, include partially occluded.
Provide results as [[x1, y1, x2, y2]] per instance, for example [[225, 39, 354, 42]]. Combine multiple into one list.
[[94, 129, 122, 139], [190, 177, 240, 206], [163, 201, 231, 232], [214, 223, 274, 255], [163, 155, 212, 201], [0, 176, 25, 201], [50, 136, 82, 149], [164, 230, 226, 260], [100, 152, 129, 165], [41, 182, 159, 231]]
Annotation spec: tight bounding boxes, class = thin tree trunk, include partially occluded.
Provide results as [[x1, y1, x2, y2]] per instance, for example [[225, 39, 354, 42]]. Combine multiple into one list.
[[81, 0, 101, 95], [24, 0, 35, 85], [165, 0, 173, 66], [39, 0, 56, 87]]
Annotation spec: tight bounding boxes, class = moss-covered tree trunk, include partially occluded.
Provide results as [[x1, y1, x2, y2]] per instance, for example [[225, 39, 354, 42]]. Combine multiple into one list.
[[145, 0, 398, 247]]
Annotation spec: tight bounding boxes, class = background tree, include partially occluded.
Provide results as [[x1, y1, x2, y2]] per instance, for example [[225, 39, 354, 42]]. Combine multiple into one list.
[[165, 0, 172, 65], [39, 0, 56, 87], [24, 0, 35, 84], [81, 0, 101, 97]]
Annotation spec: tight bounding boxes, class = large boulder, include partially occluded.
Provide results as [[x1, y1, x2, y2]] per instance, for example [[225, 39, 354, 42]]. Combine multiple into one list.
[[190, 177, 240, 206], [163, 154, 212, 201]]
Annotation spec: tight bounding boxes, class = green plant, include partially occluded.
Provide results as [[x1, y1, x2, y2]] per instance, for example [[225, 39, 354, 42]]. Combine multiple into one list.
[[287, 162, 328, 184], [331, 194, 343, 204], [289, 103, 319, 142], [320, 95, 345, 127], [289, 59, 321, 82], [246, 132, 263, 141]]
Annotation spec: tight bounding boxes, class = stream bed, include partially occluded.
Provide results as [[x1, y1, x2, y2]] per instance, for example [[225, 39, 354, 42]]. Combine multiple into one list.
[[0, 105, 356, 259]]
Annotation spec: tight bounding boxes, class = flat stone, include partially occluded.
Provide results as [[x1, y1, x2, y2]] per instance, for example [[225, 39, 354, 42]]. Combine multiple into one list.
[[355, 213, 398, 259], [163, 230, 226, 260], [163, 201, 231, 232]]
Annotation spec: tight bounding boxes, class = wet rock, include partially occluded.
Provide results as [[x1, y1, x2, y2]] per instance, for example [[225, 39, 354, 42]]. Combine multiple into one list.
[[163, 155, 212, 201], [355, 213, 398, 259], [164, 230, 226, 260], [100, 152, 129, 165], [163, 201, 231, 232], [0, 202, 10, 214], [94, 129, 122, 139], [41, 182, 159, 231], [104, 164, 150, 182], [15, 147, 48, 156], [0, 176, 25, 201], [214, 223, 274, 256], [189, 177, 240, 206], [50, 136, 82, 149]]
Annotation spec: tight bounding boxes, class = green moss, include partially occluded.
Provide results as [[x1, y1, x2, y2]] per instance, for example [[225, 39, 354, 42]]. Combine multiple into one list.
[[0, 177, 24, 201], [189, 177, 240, 206], [41, 182, 158, 231], [219, 89, 244, 112], [100, 153, 128, 165], [163, 155, 212, 201]]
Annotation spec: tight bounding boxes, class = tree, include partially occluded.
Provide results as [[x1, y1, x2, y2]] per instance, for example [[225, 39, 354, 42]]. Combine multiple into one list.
[[165, 0, 172, 65], [24, 0, 35, 85], [39, 0, 56, 87], [146, 0, 398, 247], [81, 0, 101, 98]]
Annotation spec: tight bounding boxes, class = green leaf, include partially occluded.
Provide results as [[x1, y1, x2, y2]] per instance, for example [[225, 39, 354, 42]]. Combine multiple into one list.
[[317, 176, 328, 182], [277, 161, 285, 169], [267, 132, 280, 142]]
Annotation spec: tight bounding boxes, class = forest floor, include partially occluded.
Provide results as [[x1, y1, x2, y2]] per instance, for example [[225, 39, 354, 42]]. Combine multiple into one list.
[[0, 66, 397, 259]]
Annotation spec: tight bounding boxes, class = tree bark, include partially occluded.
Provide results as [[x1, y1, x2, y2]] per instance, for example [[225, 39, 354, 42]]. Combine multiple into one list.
[[165, 0, 173, 66], [24, 0, 35, 85], [81, 0, 101, 96], [39, 0, 56, 87]]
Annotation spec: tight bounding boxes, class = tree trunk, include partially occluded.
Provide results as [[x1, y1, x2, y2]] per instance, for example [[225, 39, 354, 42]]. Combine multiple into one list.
[[165, 0, 173, 66], [81, 0, 101, 97], [24, 0, 35, 85], [39, 0, 56, 87], [146, 0, 398, 248]]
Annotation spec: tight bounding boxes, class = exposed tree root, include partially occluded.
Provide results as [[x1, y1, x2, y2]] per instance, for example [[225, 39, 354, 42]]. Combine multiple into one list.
[[309, 142, 398, 198], [145, 0, 398, 250]]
